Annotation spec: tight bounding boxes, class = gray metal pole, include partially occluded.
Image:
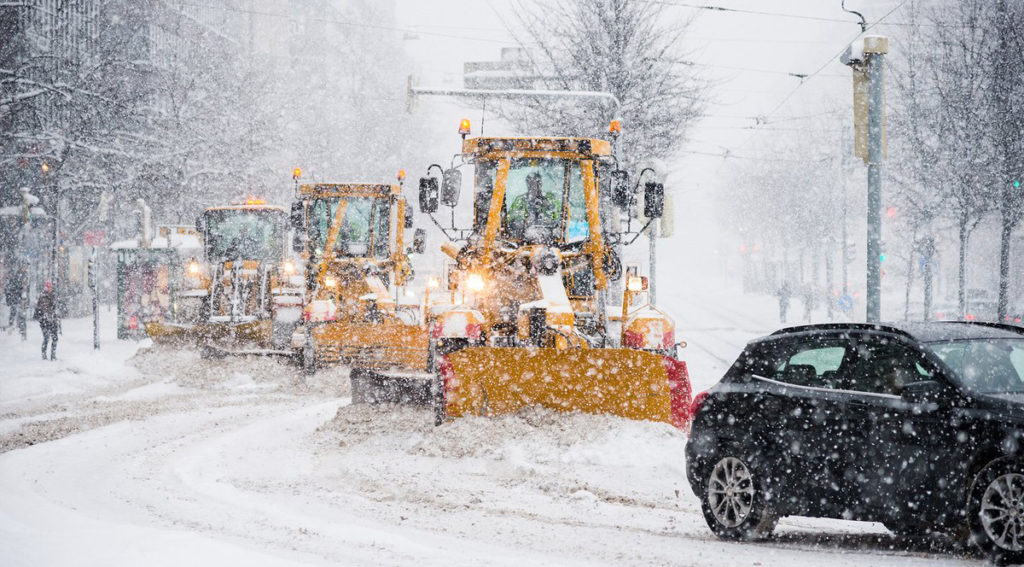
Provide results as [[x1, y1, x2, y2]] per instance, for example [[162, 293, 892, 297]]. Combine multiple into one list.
[[865, 40, 887, 322], [648, 221, 657, 304], [89, 249, 99, 350]]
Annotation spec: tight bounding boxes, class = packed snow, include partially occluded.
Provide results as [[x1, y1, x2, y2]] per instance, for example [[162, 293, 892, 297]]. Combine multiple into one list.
[[0, 286, 984, 566]]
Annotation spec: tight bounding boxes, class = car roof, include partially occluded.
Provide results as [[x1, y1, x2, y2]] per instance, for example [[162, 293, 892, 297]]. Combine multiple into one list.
[[762, 321, 1024, 344]]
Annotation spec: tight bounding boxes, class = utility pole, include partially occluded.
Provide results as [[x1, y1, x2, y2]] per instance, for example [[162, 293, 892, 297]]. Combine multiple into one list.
[[842, 36, 888, 322], [865, 37, 887, 322], [89, 250, 99, 350], [840, 125, 851, 298], [648, 220, 657, 304]]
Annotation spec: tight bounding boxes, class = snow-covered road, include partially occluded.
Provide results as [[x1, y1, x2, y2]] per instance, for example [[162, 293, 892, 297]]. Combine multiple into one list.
[[0, 292, 985, 566]]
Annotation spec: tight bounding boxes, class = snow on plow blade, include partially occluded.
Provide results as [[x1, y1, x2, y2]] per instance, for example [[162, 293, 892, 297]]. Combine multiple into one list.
[[442, 347, 692, 429], [145, 320, 271, 347], [310, 320, 429, 369]]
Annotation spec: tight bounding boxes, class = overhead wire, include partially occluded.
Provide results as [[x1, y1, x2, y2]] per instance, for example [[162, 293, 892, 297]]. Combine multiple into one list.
[[643, 1, 865, 24], [176, 2, 518, 45], [710, 0, 910, 163]]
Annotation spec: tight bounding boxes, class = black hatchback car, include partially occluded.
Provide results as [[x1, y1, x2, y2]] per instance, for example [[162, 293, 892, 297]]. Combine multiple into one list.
[[686, 322, 1024, 563]]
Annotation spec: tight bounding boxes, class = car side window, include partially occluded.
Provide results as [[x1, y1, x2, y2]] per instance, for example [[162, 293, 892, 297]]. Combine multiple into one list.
[[852, 339, 933, 395], [770, 340, 851, 388]]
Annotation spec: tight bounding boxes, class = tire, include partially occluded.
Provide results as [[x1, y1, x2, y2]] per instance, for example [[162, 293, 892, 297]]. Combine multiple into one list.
[[432, 373, 445, 427], [699, 452, 778, 540], [301, 342, 317, 375], [968, 458, 1024, 565]]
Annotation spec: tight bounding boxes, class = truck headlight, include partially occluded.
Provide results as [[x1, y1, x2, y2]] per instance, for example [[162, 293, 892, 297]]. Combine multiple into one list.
[[282, 259, 297, 276], [187, 260, 202, 276], [466, 273, 485, 292]]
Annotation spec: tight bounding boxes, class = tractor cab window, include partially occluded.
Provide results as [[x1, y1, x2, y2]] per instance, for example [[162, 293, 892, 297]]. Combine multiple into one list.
[[204, 209, 284, 262], [474, 157, 588, 245], [565, 162, 588, 243], [309, 197, 390, 260], [504, 158, 564, 244]]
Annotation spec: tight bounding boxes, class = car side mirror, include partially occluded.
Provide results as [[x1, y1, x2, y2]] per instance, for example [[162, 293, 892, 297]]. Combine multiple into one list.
[[195, 215, 205, 234], [644, 181, 665, 219], [611, 170, 630, 209], [900, 379, 945, 404], [412, 228, 426, 254], [289, 201, 304, 231], [403, 199, 414, 229], [419, 177, 439, 214], [441, 168, 461, 208]]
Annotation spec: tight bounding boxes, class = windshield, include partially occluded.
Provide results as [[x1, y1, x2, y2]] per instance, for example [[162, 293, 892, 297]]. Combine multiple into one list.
[[927, 339, 1024, 394], [204, 209, 284, 262], [308, 197, 390, 260], [474, 158, 589, 245]]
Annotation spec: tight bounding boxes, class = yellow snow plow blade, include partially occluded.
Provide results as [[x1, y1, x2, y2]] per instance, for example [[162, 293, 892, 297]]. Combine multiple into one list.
[[310, 319, 429, 369], [144, 320, 271, 347], [441, 347, 680, 424]]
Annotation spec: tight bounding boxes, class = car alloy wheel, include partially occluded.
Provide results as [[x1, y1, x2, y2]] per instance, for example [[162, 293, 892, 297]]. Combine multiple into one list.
[[980, 472, 1024, 552], [708, 456, 756, 528]]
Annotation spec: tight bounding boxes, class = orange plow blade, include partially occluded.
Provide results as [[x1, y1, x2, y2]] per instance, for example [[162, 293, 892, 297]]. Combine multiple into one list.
[[145, 320, 271, 347], [440, 347, 692, 428], [311, 320, 430, 370]]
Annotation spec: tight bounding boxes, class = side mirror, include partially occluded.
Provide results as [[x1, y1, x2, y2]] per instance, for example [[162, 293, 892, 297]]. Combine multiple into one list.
[[419, 177, 439, 214], [644, 181, 665, 219], [611, 170, 630, 209], [412, 228, 426, 254], [441, 168, 462, 208], [292, 230, 307, 252], [195, 215, 205, 234], [403, 199, 414, 229], [289, 201, 304, 231], [900, 379, 945, 405]]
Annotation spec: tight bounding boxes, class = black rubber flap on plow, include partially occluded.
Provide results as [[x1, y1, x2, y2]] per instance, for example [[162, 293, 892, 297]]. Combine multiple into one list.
[[350, 368, 435, 405]]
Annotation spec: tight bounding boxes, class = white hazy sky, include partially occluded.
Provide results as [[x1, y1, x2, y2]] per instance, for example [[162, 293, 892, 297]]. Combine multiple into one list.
[[394, 0, 903, 188], [393, 0, 905, 278]]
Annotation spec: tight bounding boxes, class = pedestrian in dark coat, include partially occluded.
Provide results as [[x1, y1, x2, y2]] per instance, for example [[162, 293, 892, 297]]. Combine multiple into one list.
[[777, 281, 792, 324], [33, 281, 59, 360]]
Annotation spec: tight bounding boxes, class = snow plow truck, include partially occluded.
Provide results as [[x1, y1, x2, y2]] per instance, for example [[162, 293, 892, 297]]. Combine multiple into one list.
[[288, 178, 428, 373], [351, 120, 692, 429], [145, 198, 300, 349]]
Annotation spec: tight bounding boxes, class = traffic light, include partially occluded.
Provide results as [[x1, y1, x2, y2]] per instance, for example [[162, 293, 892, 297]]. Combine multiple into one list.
[[1014, 180, 1021, 188]]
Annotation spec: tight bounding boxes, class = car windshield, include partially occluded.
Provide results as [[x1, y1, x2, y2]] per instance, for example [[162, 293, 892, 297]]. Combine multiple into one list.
[[926, 339, 1024, 394], [308, 197, 390, 260], [204, 209, 284, 262]]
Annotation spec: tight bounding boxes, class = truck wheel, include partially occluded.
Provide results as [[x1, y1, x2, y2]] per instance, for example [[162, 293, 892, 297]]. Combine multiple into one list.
[[968, 458, 1024, 565], [301, 342, 317, 375], [700, 452, 777, 541], [432, 373, 445, 426]]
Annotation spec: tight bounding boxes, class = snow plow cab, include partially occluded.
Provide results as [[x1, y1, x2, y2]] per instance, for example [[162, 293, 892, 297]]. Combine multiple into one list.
[[353, 121, 692, 429], [289, 180, 428, 373], [145, 199, 297, 348]]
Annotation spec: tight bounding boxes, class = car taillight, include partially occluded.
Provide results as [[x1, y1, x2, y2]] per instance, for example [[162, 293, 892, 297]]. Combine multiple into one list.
[[690, 390, 710, 418]]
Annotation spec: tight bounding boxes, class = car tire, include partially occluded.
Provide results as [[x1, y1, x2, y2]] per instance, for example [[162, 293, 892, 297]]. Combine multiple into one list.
[[699, 452, 778, 540], [967, 458, 1024, 565]]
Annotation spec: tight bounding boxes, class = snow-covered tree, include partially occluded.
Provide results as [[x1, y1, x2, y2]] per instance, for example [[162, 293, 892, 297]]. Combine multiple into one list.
[[501, 0, 704, 165]]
